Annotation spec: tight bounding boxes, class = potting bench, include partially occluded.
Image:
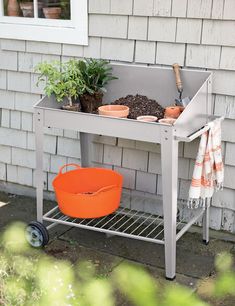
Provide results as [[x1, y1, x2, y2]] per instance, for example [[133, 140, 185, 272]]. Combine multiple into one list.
[[32, 64, 215, 280]]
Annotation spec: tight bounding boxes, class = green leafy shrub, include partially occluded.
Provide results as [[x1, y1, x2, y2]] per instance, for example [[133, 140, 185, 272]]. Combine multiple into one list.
[[35, 59, 86, 106], [78, 58, 117, 113], [0, 223, 235, 306], [35, 58, 116, 111], [78, 58, 117, 95]]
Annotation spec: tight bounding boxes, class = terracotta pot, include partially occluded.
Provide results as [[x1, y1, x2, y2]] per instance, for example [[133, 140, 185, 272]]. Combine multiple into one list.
[[179, 106, 185, 113], [98, 105, 129, 118], [164, 106, 182, 119], [62, 104, 81, 112], [20, 2, 44, 18], [43, 7, 61, 19], [61, 96, 81, 112], [136, 115, 158, 122], [7, 0, 20, 16], [20, 2, 34, 17], [80, 92, 103, 113], [158, 118, 176, 125]]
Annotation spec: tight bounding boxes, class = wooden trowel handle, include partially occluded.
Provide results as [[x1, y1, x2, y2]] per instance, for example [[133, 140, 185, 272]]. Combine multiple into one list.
[[172, 63, 183, 93]]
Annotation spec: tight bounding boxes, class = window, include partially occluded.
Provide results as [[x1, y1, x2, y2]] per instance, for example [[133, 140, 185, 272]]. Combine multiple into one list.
[[0, 0, 88, 45]]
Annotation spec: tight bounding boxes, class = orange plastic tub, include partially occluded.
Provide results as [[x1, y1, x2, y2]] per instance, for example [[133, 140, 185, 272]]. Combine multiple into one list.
[[52, 164, 123, 219]]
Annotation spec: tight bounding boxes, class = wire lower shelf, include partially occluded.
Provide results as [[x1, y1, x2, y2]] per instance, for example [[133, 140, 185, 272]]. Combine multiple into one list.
[[43, 205, 204, 245]]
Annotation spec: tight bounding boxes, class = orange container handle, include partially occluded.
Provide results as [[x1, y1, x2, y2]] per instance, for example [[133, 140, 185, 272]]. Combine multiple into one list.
[[59, 164, 81, 175], [96, 184, 117, 194], [80, 185, 117, 196]]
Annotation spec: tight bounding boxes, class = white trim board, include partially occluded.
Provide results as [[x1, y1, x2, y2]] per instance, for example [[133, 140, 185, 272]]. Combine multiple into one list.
[[0, 0, 88, 45]]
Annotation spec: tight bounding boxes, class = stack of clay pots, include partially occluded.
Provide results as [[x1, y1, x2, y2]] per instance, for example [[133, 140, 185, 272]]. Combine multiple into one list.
[[7, 0, 61, 19], [159, 106, 184, 125]]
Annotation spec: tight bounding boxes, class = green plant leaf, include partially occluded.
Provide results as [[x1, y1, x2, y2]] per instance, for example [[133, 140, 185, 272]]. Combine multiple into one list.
[[113, 263, 158, 306]]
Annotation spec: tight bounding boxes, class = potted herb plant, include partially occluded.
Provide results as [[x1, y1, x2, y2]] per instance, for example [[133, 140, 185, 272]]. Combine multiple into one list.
[[78, 59, 117, 113], [35, 59, 85, 111], [20, 1, 45, 18]]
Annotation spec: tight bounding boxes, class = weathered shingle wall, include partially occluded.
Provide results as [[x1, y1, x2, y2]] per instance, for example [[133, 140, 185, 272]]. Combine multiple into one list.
[[0, 0, 235, 232]]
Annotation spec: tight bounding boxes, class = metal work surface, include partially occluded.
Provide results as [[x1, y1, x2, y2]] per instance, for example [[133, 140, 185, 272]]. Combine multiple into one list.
[[34, 63, 213, 280], [39, 102, 162, 143], [44, 206, 204, 245], [35, 64, 212, 141]]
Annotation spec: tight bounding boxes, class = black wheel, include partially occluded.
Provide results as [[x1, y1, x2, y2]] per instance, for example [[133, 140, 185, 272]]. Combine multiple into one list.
[[165, 276, 176, 281], [203, 239, 209, 245], [25, 221, 49, 248]]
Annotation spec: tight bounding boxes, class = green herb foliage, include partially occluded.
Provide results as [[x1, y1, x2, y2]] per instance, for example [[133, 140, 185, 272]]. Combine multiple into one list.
[[78, 59, 117, 95], [35, 59, 86, 105], [35, 59, 117, 104]]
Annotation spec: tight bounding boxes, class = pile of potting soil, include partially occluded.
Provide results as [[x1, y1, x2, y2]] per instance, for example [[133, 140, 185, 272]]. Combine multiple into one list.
[[112, 94, 165, 120]]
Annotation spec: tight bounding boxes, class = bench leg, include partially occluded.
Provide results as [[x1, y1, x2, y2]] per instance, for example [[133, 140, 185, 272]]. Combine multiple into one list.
[[203, 202, 210, 245], [161, 127, 178, 280], [35, 110, 44, 223], [80, 132, 93, 167]]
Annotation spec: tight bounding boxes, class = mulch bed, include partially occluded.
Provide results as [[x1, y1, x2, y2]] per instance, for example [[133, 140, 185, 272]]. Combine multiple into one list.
[[112, 94, 165, 120]]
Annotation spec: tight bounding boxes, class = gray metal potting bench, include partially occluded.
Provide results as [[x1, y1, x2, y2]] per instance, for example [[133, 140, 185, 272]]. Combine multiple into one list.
[[31, 64, 215, 280]]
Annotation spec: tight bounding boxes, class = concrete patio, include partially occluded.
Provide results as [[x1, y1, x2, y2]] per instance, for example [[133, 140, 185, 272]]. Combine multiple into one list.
[[0, 190, 235, 305]]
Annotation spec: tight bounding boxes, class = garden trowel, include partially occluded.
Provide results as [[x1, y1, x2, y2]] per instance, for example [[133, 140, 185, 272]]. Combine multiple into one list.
[[172, 63, 191, 107]]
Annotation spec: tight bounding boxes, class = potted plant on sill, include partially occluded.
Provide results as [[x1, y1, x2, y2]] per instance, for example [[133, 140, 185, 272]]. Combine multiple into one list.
[[18, 0, 44, 18], [42, 0, 61, 19], [78, 59, 117, 113], [7, 0, 21, 16], [35, 59, 86, 111], [19, 1, 34, 17], [43, 6, 61, 19]]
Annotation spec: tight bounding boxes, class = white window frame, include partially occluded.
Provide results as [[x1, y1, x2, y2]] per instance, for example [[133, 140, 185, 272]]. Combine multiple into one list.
[[0, 0, 88, 45]]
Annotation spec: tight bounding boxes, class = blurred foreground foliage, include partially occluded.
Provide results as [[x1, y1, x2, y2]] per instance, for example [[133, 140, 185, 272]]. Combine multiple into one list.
[[0, 222, 234, 306]]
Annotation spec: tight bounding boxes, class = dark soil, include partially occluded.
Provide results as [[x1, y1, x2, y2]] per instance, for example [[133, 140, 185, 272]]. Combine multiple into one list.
[[112, 94, 165, 120], [80, 92, 103, 113]]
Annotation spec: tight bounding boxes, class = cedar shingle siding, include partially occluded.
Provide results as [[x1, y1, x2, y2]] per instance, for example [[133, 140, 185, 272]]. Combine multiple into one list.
[[0, 0, 235, 232]]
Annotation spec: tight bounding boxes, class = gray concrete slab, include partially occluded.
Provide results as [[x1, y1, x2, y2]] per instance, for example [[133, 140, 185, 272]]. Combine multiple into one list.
[[60, 227, 216, 279], [45, 238, 124, 277]]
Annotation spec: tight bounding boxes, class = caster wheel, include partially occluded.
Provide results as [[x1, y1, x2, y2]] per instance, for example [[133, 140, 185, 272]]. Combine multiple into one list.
[[165, 276, 176, 281], [25, 221, 49, 248], [203, 239, 209, 245]]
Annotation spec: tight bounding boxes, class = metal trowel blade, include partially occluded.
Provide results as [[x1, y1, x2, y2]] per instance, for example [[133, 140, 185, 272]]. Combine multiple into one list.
[[175, 98, 184, 106], [175, 97, 191, 107], [181, 96, 191, 107]]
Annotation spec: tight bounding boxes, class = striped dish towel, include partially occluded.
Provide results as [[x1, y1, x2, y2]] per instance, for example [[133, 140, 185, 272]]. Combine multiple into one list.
[[188, 118, 224, 209]]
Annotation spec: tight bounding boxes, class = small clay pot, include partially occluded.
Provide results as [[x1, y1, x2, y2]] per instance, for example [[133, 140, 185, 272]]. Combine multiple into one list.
[[164, 106, 182, 119], [43, 7, 61, 19], [19, 2, 44, 18], [61, 103, 81, 112], [98, 105, 129, 118], [159, 118, 176, 125], [20, 2, 34, 17], [136, 115, 158, 122], [7, 0, 21, 16], [179, 106, 185, 113], [80, 92, 103, 113]]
